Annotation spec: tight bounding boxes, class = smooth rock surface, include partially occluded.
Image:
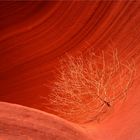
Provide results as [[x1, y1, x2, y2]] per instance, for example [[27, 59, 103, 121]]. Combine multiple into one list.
[[0, 1, 140, 140], [0, 102, 92, 140]]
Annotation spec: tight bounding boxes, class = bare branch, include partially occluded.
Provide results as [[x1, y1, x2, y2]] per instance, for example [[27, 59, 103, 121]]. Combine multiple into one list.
[[43, 49, 135, 124]]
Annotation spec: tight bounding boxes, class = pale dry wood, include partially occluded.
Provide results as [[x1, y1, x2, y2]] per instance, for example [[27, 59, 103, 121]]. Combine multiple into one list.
[[43, 49, 135, 124]]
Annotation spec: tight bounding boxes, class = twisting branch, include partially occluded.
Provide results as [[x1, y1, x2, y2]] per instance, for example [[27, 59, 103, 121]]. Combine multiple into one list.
[[43, 49, 135, 124]]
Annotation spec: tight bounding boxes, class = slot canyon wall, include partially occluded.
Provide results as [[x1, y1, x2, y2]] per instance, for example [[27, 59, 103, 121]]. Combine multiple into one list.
[[0, 1, 140, 140]]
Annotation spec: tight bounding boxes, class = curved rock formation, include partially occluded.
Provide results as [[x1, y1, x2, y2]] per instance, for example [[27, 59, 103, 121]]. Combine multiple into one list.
[[0, 102, 92, 140], [0, 1, 140, 139]]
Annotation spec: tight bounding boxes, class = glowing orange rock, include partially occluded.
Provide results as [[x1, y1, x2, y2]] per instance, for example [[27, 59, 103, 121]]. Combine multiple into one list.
[[0, 102, 92, 140]]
